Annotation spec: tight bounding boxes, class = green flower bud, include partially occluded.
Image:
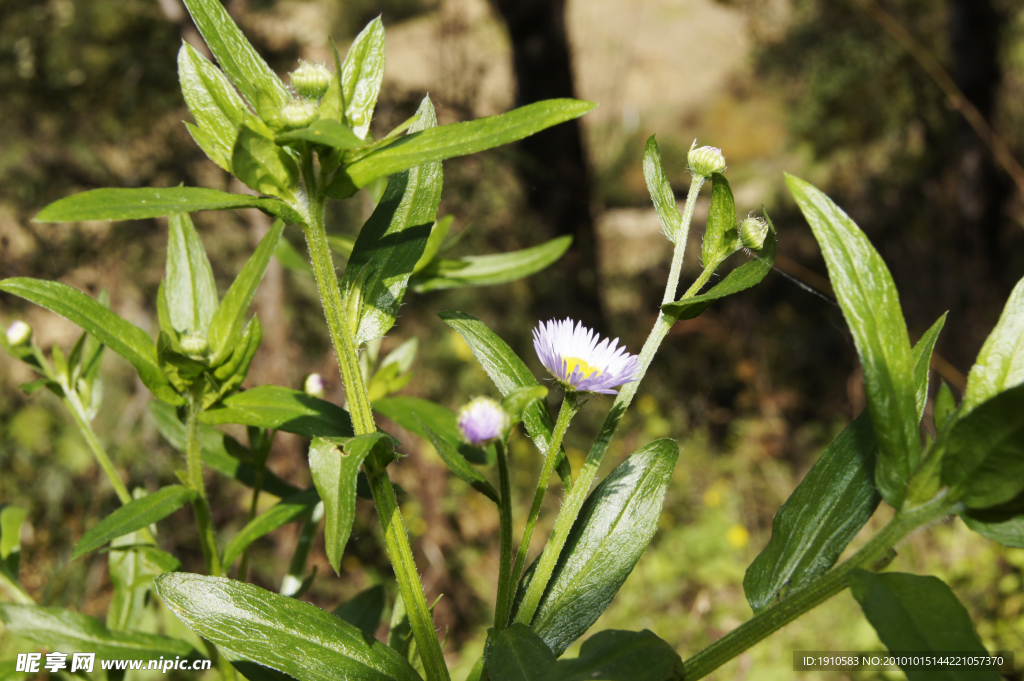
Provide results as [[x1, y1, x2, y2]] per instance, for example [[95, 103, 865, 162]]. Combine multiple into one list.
[[290, 61, 332, 99], [6, 320, 31, 347], [280, 99, 319, 129], [304, 373, 326, 398], [688, 142, 726, 178], [180, 333, 209, 359], [739, 215, 769, 251]]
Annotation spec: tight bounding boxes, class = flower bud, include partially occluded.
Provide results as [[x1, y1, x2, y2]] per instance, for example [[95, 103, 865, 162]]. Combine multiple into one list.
[[280, 99, 319, 129], [179, 333, 209, 359], [290, 61, 332, 99], [740, 215, 769, 251], [457, 397, 509, 446], [5, 321, 31, 347], [688, 142, 726, 178], [304, 373, 326, 398]]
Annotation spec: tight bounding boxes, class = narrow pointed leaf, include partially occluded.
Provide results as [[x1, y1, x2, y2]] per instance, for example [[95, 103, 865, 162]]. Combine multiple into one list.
[[848, 570, 1001, 681], [209, 315, 263, 404], [440, 311, 573, 491], [341, 17, 386, 140], [543, 629, 683, 681], [202, 385, 354, 439], [502, 386, 549, 423], [34, 187, 295, 223], [662, 222, 776, 321], [341, 97, 441, 345], [786, 174, 919, 508], [207, 218, 284, 364], [963, 274, 1024, 412], [962, 491, 1024, 547], [410, 236, 572, 293], [277, 119, 364, 150], [373, 395, 491, 465], [165, 213, 218, 337], [232, 126, 300, 200], [336, 99, 596, 191], [107, 525, 181, 631], [941, 383, 1024, 508], [310, 434, 388, 573], [73, 486, 196, 559], [156, 573, 422, 681], [420, 422, 499, 503], [334, 584, 386, 641], [0, 604, 196, 660], [179, 0, 290, 121], [276, 236, 313, 274], [702, 172, 736, 267], [912, 313, 947, 417], [222, 488, 320, 568], [148, 400, 299, 498], [643, 136, 682, 243], [413, 215, 454, 273], [484, 624, 556, 681], [0, 278, 181, 404], [525, 438, 679, 655]]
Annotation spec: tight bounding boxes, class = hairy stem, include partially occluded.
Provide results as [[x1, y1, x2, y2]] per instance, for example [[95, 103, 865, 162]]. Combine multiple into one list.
[[682, 496, 955, 679], [494, 438, 515, 629]]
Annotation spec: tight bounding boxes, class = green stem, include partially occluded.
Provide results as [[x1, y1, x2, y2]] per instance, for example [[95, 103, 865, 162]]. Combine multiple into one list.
[[494, 438, 515, 630], [185, 397, 222, 577], [510, 393, 579, 624], [280, 501, 323, 596], [237, 430, 271, 581], [62, 390, 132, 506], [513, 176, 705, 626], [301, 192, 449, 681], [682, 496, 955, 680]]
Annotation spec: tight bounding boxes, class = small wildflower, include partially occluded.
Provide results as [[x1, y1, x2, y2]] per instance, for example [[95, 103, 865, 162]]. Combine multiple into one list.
[[740, 215, 769, 252], [290, 61, 332, 99], [533, 318, 640, 395], [688, 141, 726, 178], [280, 99, 318, 129], [457, 397, 509, 446], [304, 373, 325, 398], [5, 321, 31, 347]]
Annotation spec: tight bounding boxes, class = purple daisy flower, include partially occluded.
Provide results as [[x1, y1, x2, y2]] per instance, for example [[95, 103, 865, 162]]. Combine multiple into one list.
[[457, 397, 510, 446], [532, 318, 641, 394]]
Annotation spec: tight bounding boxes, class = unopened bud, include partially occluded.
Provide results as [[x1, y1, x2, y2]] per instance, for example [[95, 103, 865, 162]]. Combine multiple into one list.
[[180, 333, 209, 359], [280, 99, 318, 129], [457, 397, 509, 446], [6, 321, 31, 347], [304, 373, 325, 398], [290, 61, 332, 99], [688, 142, 726, 178], [740, 216, 769, 251]]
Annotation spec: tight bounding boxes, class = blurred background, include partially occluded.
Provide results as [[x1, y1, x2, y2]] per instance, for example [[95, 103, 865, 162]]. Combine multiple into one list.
[[1, 0, 1023, 678]]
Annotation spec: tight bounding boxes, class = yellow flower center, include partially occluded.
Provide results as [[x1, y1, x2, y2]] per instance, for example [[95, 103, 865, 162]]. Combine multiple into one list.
[[563, 356, 602, 379]]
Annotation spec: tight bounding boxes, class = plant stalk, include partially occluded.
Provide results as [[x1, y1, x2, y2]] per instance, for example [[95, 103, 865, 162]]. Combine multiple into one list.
[[280, 501, 323, 597], [513, 175, 705, 626], [494, 438, 515, 630], [682, 495, 955, 679], [185, 396, 222, 577]]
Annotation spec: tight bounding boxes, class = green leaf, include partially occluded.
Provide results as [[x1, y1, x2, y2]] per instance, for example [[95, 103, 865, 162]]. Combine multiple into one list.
[[410, 236, 572, 293], [165, 213, 219, 338], [373, 395, 491, 466], [701, 172, 736, 267], [34, 187, 295, 224], [963, 274, 1024, 412], [419, 422, 499, 503], [439, 311, 573, 491], [232, 126, 300, 200], [276, 236, 313, 275], [0, 603, 196, 660], [341, 18, 386, 140], [961, 491, 1024, 548], [157, 573, 422, 681], [73, 486, 196, 559], [207, 219, 285, 365], [0, 506, 28, 580], [935, 381, 957, 431], [543, 629, 683, 681], [661, 220, 776, 321], [525, 438, 679, 656], [785, 174, 919, 508], [502, 386, 549, 424], [222, 488, 320, 568], [941, 383, 1024, 508], [318, 40, 345, 125], [911, 313, 947, 417], [277, 119, 364, 150], [848, 570, 1000, 681], [334, 584, 386, 641], [148, 400, 299, 498], [179, 0, 290, 122], [202, 385, 354, 439], [329, 234, 356, 259], [209, 315, 263, 404], [744, 412, 879, 611], [335, 99, 596, 193], [484, 624, 556, 681], [0, 278, 182, 405], [413, 215, 454, 273], [341, 97, 442, 345], [642, 136, 682, 244], [107, 523, 181, 631], [309, 434, 389, 573]]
